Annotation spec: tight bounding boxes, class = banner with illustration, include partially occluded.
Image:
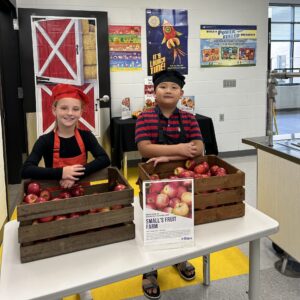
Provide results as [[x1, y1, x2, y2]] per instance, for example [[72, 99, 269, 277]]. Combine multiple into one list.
[[109, 25, 142, 71], [200, 25, 257, 67], [143, 178, 194, 250], [146, 9, 188, 75]]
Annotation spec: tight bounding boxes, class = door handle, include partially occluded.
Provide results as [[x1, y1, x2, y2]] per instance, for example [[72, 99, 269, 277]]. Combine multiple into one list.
[[95, 95, 110, 111]]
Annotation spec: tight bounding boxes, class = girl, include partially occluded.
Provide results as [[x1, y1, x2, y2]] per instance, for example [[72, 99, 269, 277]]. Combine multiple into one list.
[[21, 84, 110, 300]]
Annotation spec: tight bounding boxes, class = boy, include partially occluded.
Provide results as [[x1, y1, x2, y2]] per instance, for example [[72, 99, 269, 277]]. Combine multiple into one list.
[[135, 70, 204, 299]]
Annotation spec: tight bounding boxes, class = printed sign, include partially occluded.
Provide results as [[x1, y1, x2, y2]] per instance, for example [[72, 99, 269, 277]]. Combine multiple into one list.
[[143, 178, 194, 250]]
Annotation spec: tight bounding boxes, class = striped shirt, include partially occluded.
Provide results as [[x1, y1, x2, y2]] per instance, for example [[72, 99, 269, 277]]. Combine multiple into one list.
[[135, 106, 202, 144]]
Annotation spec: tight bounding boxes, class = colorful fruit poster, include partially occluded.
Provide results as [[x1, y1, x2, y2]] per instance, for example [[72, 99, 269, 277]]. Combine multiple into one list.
[[146, 9, 188, 75], [109, 25, 142, 71], [200, 25, 257, 67], [121, 97, 131, 120], [178, 95, 195, 115], [144, 77, 156, 110], [143, 178, 194, 250]]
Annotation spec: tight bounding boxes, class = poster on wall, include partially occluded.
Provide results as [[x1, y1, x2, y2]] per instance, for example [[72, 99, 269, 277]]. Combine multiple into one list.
[[146, 9, 188, 75], [143, 178, 194, 250], [200, 25, 257, 68], [109, 25, 142, 71], [31, 17, 100, 137]]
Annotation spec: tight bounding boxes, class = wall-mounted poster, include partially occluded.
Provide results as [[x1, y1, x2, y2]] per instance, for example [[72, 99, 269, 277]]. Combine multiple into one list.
[[200, 25, 257, 68], [146, 9, 188, 75], [109, 25, 142, 71]]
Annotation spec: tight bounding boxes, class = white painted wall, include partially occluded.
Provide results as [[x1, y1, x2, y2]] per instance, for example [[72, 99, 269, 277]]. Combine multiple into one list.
[[17, 0, 269, 152]]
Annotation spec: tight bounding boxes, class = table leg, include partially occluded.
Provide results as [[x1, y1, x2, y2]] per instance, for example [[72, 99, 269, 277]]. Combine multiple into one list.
[[203, 254, 210, 286], [249, 239, 260, 300], [123, 152, 128, 178]]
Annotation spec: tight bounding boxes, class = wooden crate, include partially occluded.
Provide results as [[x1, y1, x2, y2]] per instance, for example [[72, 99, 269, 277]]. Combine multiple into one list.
[[17, 167, 135, 263], [138, 155, 245, 224]]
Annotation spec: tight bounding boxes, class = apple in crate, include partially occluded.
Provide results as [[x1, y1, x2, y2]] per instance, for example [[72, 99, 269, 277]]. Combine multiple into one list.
[[113, 184, 126, 191], [59, 191, 72, 199], [98, 207, 111, 213], [70, 212, 81, 218], [27, 182, 41, 196], [149, 182, 164, 194], [24, 193, 38, 204], [202, 161, 210, 172], [194, 164, 206, 175], [54, 215, 68, 221], [40, 189, 52, 201], [71, 185, 85, 197], [185, 159, 196, 171], [174, 167, 185, 176], [173, 202, 189, 217], [149, 174, 160, 180], [181, 192, 192, 207], [216, 167, 227, 175], [155, 193, 169, 209], [111, 204, 123, 210], [38, 215, 54, 223], [210, 165, 220, 175]]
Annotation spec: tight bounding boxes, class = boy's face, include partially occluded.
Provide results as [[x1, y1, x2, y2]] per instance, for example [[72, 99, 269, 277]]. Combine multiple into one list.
[[154, 81, 183, 109]]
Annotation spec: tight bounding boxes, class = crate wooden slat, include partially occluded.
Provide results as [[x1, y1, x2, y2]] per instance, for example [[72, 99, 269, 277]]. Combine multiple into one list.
[[20, 223, 135, 263], [17, 167, 135, 263], [138, 155, 245, 224]]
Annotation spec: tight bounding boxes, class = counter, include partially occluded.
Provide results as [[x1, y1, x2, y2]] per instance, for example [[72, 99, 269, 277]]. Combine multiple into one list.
[[243, 134, 300, 261]]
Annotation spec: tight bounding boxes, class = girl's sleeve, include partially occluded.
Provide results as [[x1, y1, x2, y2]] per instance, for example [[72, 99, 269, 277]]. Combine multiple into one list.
[[83, 132, 111, 176], [21, 136, 63, 180]]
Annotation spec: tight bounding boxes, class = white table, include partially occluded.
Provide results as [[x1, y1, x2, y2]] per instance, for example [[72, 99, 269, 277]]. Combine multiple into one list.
[[0, 202, 278, 300]]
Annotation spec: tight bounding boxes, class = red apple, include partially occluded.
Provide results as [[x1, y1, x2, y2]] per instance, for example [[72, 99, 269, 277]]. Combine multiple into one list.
[[155, 193, 169, 209], [168, 175, 179, 180], [210, 165, 220, 175], [185, 159, 196, 171], [215, 188, 225, 192], [149, 182, 164, 194], [163, 206, 173, 213], [149, 174, 160, 180], [146, 193, 158, 205], [70, 185, 85, 197], [182, 179, 193, 187], [40, 189, 52, 201], [51, 197, 62, 201], [27, 182, 41, 196], [194, 164, 206, 175], [216, 167, 227, 175], [181, 192, 193, 206], [176, 186, 187, 198], [202, 161, 210, 172], [162, 184, 177, 198], [24, 193, 38, 204], [113, 184, 126, 191], [111, 204, 123, 210], [169, 197, 181, 208], [38, 215, 54, 223], [54, 215, 67, 221], [36, 197, 47, 203], [174, 167, 186, 176], [180, 170, 195, 178], [98, 207, 111, 213], [69, 212, 81, 218], [173, 202, 189, 217], [89, 208, 98, 214], [59, 191, 72, 199]]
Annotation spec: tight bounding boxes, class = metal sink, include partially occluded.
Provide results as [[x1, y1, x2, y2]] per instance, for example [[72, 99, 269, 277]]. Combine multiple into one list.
[[275, 139, 300, 151]]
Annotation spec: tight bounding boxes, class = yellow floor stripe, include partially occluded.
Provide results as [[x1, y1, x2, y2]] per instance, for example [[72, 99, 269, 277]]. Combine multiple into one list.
[[1, 168, 249, 300]]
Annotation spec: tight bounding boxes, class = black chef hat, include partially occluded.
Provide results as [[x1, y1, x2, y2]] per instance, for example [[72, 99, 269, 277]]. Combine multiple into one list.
[[153, 70, 185, 90]]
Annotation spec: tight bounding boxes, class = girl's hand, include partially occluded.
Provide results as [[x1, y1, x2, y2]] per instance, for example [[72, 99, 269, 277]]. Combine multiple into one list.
[[59, 179, 76, 189], [62, 165, 85, 180], [146, 156, 170, 167]]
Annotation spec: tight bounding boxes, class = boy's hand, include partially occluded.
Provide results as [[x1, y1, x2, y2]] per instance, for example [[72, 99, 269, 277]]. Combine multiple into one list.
[[62, 165, 85, 180], [179, 142, 198, 157], [146, 156, 170, 167], [59, 179, 76, 189]]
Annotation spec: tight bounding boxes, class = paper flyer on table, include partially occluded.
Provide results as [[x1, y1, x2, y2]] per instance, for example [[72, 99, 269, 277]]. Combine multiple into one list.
[[121, 97, 132, 119], [143, 178, 194, 250]]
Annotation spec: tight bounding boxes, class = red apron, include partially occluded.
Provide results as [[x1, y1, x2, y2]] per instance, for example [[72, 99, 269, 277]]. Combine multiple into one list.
[[53, 128, 87, 168]]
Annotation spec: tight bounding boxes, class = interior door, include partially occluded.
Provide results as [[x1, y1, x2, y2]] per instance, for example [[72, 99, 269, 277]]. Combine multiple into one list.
[[18, 8, 111, 154]]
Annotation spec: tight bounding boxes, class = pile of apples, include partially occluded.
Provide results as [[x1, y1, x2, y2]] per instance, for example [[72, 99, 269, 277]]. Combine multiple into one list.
[[149, 159, 228, 180], [23, 181, 127, 224], [146, 180, 192, 218]]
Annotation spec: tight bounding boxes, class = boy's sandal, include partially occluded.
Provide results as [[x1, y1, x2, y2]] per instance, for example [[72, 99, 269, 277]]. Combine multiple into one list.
[[142, 273, 161, 300], [174, 261, 196, 281]]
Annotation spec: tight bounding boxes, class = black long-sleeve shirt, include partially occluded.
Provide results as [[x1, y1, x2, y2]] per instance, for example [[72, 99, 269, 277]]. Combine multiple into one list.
[[21, 129, 110, 180]]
